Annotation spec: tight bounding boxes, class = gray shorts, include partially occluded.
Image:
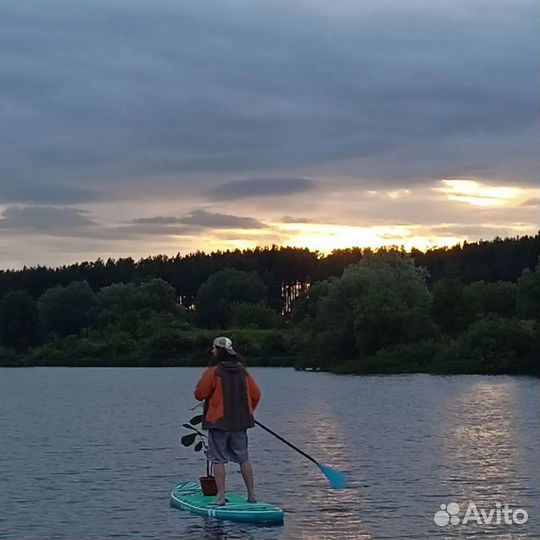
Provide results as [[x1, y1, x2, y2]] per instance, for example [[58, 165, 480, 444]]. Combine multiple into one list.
[[207, 429, 249, 464]]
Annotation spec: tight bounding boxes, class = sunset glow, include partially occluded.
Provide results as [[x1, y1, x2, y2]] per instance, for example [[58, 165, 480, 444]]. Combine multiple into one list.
[[284, 227, 465, 253], [436, 180, 534, 207]]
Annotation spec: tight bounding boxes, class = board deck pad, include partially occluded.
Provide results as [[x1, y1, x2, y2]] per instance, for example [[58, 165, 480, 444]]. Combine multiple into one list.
[[170, 481, 284, 524]]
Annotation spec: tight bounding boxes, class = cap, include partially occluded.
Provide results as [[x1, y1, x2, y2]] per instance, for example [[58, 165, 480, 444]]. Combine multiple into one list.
[[212, 336, 236, 355]]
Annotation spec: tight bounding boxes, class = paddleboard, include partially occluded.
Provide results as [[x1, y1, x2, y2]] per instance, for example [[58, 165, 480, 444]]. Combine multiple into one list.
[[170, 481, 284, 524]]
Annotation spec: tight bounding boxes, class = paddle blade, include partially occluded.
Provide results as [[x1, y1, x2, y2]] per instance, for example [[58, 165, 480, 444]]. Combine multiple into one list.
[[318, 464, 347, 489]]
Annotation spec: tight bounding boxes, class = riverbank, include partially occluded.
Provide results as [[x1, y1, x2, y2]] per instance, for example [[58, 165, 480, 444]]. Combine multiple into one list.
[[0, 328, 297, 367], [2, 323, 538, 375]]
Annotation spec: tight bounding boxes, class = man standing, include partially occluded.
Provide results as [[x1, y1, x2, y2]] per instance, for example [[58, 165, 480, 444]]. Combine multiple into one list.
[[194, 336, 261, 505]]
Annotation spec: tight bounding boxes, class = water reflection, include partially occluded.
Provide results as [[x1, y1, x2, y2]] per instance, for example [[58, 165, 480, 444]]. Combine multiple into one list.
[[435, 379, 538, 537], [203, 520, 230, 540], [440, 382, 517, 493], [285, 388, 371, 539]]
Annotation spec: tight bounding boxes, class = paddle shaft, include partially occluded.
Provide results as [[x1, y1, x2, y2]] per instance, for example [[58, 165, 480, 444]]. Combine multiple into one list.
[[254, 420, 319, 466]]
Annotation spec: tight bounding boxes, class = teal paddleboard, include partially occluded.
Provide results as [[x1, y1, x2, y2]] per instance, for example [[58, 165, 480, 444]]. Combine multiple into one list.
[[170, 481, 284, 524]]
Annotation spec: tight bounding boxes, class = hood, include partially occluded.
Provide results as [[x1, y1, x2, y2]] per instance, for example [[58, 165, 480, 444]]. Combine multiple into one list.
[[217, 359, 245, 373]]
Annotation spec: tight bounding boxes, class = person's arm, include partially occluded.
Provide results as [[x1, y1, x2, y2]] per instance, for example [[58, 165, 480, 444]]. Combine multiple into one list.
[[247, 373, 261, 411], [194, 367, 216, 401]]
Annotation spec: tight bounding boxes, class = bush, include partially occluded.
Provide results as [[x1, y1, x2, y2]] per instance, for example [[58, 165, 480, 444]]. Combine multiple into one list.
[[333, 340, 450, 374], [457, 316, 538, 375], [146, 330, 194, 360], [229, 303, 282, 329]]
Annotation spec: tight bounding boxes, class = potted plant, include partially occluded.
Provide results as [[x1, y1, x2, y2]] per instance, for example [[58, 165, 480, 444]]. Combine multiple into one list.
[[180, 414, 218, 496]]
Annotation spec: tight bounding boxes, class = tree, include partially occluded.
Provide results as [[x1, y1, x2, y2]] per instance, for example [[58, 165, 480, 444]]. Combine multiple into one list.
[[432, 278, 476, 336], [0, 290, 39, 353], [459, 316, 538, 375], [37, 281, 97, 337], [229, 302, 282, 329], [300, 252, 435, 361], [195, 269, 268, 328], [97, 278, 181, 326], [466, 281, 517, 319], [517, 261, 540, 320]]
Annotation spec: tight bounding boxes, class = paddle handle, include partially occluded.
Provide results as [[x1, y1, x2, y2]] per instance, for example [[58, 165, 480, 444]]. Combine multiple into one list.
[[254, 420, 319, 466]]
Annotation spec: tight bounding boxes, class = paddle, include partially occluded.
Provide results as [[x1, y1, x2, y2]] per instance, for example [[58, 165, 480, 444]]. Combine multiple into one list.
[[190, 402, 347, 489], [254, 420, 347, 489]]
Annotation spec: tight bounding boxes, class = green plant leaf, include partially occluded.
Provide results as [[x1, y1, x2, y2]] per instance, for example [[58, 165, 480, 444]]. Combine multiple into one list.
[[194, 441, 203, 452], [182, 423, 196, 431], [190, 414, 203, 426], [181, 433, 197, 447]]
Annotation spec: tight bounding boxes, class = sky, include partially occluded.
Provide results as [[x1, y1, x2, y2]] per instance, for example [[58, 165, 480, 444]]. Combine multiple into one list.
[[0, 0, 538, 269]]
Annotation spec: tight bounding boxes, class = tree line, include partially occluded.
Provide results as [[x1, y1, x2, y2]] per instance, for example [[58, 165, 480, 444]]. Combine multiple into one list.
[[0, 234, 538, 375], [1, 234, 538, 312]]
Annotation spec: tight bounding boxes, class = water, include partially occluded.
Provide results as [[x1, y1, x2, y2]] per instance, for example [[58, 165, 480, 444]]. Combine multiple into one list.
[[0, 368, 538, 540]]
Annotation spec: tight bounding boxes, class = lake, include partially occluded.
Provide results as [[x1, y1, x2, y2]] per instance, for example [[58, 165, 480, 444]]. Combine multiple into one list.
[[0, 368, 538, 539]]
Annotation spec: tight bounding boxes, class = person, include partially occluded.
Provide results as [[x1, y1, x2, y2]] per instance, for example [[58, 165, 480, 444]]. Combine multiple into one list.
[[194, 336, 261, 505]]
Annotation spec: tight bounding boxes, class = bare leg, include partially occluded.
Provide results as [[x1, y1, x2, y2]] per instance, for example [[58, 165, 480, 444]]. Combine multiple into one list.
[[240, 462, 257, 503], [213, 463, 226, 505]]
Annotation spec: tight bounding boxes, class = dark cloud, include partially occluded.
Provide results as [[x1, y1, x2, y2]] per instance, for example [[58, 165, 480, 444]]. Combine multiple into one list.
[[0, 182, 109, 205], [207, 178, 315, 200], [179, 209, 266, 229], [0, 206, 97, 231], [0, 206, 198, 239], [0, 0, 536, 204], [133, 210, 266, 229], [132, 216, 181, 225]]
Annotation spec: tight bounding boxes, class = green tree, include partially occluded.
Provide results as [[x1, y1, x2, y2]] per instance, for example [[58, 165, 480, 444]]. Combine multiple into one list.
[[459, 316, 538, 374], [38, 281, 97, 337], [229, 302, 282, 329], [432, 278, 476, 335], [195, 269, 268, 328], [517, 261, 540, 320], [463, 280, 517, 319], [97, 278, 181, 326], [300, 252, 435, 362], [290, 280, 331, 326], [0, 290, 39, 353]]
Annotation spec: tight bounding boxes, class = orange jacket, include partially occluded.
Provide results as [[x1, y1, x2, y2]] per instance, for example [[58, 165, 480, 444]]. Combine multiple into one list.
[[194, 364, 261, 429]]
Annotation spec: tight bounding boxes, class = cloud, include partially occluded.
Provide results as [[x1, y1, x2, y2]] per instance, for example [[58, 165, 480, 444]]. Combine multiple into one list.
[[0, 206, 98, 231], [0, 206, 200, 240], [0, 205, 266, 245], [207, 178, 315, 200], [179, 209, 266, 229], [0, 0, 537, 267], [0, 182, 109, 205], [131, 216, 182, 225], [131, 209, 266, 229], [280, 215, 312, 224], [429, 224, 531, 238], [1, 0, 535, 200], [113, 223, 197, 237], [520, 197, 539, 207]]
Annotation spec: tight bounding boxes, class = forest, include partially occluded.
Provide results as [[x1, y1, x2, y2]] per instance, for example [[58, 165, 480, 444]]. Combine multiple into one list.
[[0, 233, 538, 375]]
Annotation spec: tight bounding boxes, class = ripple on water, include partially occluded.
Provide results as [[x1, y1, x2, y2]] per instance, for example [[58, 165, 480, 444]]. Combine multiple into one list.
[[0, 369, 538, 540]]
